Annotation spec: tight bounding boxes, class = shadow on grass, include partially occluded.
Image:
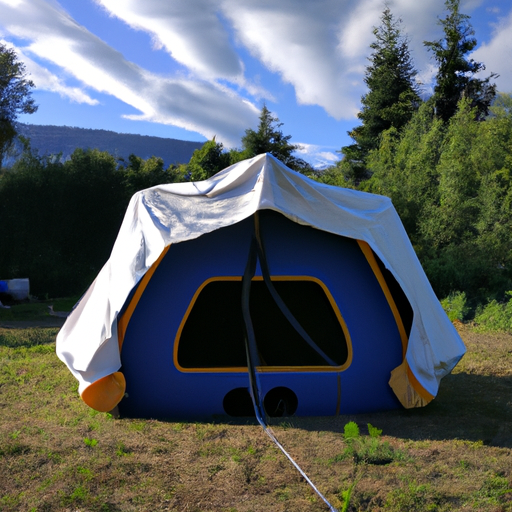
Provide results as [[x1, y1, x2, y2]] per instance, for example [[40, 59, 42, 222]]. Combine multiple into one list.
[[287, 371, 512, 448], [4, 320, 510, 450], [0, 299, 72, 327], [145, 371, 512, 449]]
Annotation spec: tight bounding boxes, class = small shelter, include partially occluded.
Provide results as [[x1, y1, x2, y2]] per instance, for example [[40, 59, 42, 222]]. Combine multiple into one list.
[[56, 153, 465, 419]]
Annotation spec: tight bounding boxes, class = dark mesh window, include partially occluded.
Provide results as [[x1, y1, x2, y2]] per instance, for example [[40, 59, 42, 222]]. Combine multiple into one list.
[[177, 279, 349, 369]]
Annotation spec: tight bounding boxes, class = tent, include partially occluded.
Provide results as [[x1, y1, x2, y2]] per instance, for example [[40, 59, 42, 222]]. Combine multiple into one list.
[[56, 153, 465, 419]]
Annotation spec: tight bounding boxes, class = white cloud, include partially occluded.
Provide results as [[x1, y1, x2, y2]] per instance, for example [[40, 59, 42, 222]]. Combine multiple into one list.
[[94, 0, 244, 82], [219, 0, 454, 119], [471, 8, 512, 93], [337, 0, 385, 59], [295, 143, 340, 169], [0, 39, 98, 105], [0, 0, 259, 147], [221, 0, 364, 120], [123, 79, 259, 147], [92, 0, 277, 103], [389, 0, 446, 67], [92, 0, 439, 120]]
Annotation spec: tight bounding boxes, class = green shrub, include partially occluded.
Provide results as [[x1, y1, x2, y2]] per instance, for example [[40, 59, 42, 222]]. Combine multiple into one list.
[[343, 421, 360, 440], [474, 292, 512, 332], [440, 291, 469, 322], [335, 423, 405, 465]]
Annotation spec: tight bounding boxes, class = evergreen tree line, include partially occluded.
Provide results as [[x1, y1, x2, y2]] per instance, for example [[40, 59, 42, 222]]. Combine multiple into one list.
[[0, 105, 305, 298], [316, 0, 511, 310], [0, 148, 179, 296]]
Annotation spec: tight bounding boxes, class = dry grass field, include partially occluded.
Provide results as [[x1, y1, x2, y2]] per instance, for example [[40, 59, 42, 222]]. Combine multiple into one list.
[[0, 308, 511, 511]]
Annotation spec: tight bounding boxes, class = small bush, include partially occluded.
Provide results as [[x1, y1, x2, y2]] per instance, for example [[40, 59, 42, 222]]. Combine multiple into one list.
[[474, 292, 512, 332], [367, 423, 383, 438], [343, 421, 360, 440], [440, 291, 469, 322], [335, 423, 405, 465]]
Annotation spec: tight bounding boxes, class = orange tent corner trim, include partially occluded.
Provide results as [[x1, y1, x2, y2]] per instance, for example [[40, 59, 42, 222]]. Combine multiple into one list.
[[80, 372, 126, 412]]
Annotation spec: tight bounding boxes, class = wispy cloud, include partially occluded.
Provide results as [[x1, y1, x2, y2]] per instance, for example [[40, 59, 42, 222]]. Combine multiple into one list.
[[471, 9, 512, 92], [91, 0, 466, 120], [0, 0, 259, 146], [94, 0, 244, 82], [1, 39, 98, 105], [296, 143, 340, 169]]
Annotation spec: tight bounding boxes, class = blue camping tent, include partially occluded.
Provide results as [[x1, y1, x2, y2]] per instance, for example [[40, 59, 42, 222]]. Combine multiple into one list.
[[56, 154, 465, 419]]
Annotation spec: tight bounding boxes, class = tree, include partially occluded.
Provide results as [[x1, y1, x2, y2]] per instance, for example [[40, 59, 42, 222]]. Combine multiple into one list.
[[122, 153, 180, 195], [424, 0, 497, 123], [417, 99, 512, 298], [365, 99, 444, 240], [240, 105, 311, 173], [490, 92, 512, 120], [186, 138, 231, 181], [340, 7, 421, 184], [0, 43, 38, 166], [366, 97, 512, 301]]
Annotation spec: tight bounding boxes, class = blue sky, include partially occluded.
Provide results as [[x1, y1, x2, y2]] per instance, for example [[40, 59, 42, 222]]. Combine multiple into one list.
[[1, 0, 511, 168]]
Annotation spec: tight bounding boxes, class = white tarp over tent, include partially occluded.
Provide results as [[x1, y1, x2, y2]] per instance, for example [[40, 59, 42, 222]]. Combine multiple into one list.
[[56, 153, 465, 410]]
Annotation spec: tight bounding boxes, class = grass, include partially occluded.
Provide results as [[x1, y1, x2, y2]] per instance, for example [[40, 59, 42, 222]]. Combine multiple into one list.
[[0, 312, 512, 510]]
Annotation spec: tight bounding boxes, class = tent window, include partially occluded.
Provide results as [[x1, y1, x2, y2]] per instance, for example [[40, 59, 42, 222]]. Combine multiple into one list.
[[176, 277, 350, 371]]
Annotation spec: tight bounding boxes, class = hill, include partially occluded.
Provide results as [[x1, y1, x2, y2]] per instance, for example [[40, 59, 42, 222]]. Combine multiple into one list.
[[15, 124, 204, 167]]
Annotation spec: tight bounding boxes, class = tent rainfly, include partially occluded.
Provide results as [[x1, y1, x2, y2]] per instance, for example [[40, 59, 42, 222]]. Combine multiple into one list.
[[56, 153, 465, 419]]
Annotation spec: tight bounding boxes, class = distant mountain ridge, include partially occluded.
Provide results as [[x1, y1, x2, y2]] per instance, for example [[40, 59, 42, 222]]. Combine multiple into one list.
[[16, 124, 204, 167]]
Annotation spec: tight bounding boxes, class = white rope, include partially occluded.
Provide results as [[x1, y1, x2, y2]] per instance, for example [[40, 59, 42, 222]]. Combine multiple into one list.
[[255, 410, 338, 512], [242, 215, 338, 512]]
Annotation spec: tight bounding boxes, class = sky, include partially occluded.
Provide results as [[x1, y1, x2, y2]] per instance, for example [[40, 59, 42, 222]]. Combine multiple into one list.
[[1, 0, 511, 169]]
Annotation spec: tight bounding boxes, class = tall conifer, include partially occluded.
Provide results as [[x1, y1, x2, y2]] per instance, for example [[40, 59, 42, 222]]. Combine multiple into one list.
[[241, 105, 311, 173], [424, 0, 497, 122], [341, 7, 420, 184]]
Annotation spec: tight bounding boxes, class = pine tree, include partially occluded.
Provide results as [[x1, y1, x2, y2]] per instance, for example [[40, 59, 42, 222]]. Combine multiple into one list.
[[240, 105, 311, 173], [424, 0, 497, 123], [341, 7, 420, 184]]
